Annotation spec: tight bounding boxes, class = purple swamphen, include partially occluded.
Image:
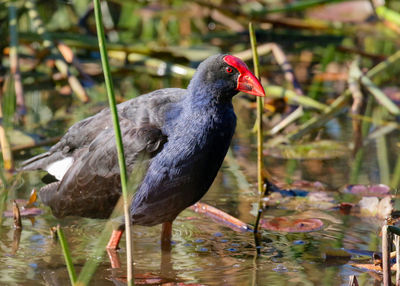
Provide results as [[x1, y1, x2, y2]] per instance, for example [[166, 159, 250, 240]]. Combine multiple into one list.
[[20, 54, 265, 249]]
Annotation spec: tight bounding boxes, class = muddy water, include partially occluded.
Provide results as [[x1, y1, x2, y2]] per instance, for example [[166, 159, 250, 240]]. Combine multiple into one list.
[[0, 90, 392, 285]]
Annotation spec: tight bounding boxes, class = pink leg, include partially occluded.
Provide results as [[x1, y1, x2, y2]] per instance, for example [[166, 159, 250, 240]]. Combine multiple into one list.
[[107, 227, 124, 250], [161, 221, 172, 252]]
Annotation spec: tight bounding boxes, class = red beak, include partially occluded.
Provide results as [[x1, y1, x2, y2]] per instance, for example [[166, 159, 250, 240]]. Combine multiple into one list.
[[223, 55, 265, 97]]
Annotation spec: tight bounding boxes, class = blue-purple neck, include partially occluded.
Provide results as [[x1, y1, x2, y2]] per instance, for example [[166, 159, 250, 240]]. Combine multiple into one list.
[[187, 76, 237, 109]]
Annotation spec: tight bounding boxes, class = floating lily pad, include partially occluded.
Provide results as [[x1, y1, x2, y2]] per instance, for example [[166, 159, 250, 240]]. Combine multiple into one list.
[[260, 217, 323, 232], [344, 184, 391, 197], [265, 140, 349, 159]]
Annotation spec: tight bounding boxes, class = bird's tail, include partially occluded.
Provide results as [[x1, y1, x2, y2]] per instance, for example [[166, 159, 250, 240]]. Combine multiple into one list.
[[18, 151, 64, 172]]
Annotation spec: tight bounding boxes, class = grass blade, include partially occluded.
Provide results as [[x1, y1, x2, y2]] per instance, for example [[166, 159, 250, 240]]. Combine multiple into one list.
[[57, 225, 77, 285], [92, 1, 134, 285]]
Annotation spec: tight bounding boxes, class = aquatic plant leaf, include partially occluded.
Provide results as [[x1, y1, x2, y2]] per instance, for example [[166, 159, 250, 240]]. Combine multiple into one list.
[[358, 196, 392, 219], [260, 216, 323, 232], [3, 207, 42, 217], [343, 184, 391, 197]]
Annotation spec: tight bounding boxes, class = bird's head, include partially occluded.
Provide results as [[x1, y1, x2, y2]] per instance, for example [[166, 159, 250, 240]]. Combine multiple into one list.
[[188, 54, 265, 103]]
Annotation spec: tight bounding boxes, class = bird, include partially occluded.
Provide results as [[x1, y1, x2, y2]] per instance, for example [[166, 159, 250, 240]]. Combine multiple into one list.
[[20, 54, 265, 250]]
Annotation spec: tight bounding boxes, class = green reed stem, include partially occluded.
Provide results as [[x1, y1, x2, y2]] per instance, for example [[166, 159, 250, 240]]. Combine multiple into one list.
[[57, 225, 77, 285], [93, 1, 134, 285], [249, 22, 264, 197], [249, 22, 266, 254]]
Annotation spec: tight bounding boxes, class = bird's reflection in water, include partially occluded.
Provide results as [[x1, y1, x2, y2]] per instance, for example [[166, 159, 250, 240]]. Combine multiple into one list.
[[39, 244, 179, 285], [106, 243, 178, 285]]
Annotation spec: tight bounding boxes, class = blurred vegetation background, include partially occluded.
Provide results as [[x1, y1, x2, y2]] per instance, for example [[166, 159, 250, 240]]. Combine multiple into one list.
[[2, 1, 400, 284]]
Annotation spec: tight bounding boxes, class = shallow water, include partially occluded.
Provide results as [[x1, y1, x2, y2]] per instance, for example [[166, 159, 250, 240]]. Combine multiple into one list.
[[1, 88, 394, 285]]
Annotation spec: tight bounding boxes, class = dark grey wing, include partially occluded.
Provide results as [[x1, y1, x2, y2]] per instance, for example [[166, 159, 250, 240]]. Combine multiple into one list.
[[39, 118, 167, 218], [20, 88, 185, 172]]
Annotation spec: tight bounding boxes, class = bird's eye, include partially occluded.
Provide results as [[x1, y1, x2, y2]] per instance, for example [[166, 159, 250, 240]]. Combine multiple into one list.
[[226, 67, 233, 73]]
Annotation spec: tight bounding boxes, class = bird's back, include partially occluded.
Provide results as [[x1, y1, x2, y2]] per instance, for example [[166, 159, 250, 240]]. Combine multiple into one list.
[[21, 88, 186, 218]]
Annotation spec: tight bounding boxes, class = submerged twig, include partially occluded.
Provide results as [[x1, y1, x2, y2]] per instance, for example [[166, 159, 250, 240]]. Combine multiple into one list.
[[190, 202, 250, 232], [11, 200, 22, 255], [11, 228, 22, 255], [12, 200, 22, 229]]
